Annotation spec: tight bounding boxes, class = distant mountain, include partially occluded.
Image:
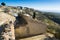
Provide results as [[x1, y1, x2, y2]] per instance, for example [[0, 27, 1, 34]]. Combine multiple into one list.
[[43, 12, 60, 24]]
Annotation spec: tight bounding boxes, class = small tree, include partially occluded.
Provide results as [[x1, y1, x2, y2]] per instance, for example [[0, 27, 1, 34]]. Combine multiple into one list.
[[1, 2, 6, 6], [32, 12, 36, 19]]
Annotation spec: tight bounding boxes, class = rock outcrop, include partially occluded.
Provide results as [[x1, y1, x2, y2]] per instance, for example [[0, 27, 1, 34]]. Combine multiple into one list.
[[0, 12, 15, 40], [0, 6, 47, 40]]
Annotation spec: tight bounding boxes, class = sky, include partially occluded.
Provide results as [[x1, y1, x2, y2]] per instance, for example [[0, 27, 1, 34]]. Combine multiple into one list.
[[0, 0, 60, 12]]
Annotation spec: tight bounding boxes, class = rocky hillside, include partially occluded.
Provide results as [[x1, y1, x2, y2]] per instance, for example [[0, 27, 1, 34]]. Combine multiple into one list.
[[43, 12, 60, 24], [16, 6, 60, 39], [0, 6, 60, 40]]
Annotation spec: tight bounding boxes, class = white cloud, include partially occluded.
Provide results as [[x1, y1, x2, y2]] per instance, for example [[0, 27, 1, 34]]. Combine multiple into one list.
[[33, 5, 60, 12]]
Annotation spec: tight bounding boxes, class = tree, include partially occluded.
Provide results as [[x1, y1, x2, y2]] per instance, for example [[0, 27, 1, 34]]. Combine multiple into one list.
[[1, 2, 6, 6], [32, 12, 36, 19]]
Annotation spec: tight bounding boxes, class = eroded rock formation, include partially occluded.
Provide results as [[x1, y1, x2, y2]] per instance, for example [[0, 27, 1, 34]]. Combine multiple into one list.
[[0, 12, 15, 40]]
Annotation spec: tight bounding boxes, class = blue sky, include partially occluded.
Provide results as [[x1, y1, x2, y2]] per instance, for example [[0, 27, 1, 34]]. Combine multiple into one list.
[[0, 0, 60, 12]]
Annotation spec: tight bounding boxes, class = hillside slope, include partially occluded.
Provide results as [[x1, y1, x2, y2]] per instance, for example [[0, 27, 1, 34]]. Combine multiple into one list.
[[0, 6, 60, 40]]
